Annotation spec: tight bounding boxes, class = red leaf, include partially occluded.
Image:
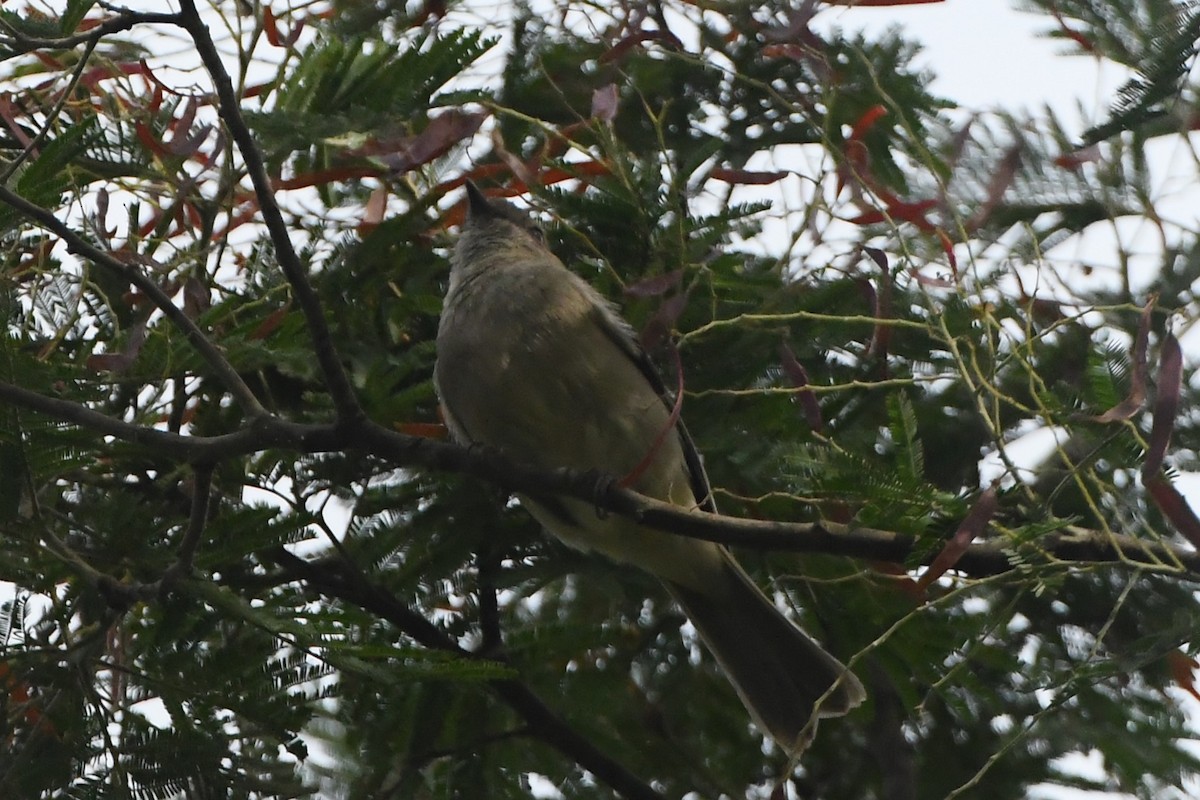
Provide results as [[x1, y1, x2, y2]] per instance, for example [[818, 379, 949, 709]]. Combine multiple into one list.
[[862, 258, 893, 365], [490, 127, 538, 189], [1091, 297, 1153, 422], [1167, 651, 1200, 703], [850, 104, 888, 141], [906, 266, 955, 288], [396, 421, 449, 439], [1146, 477, 1200, 549], [1143, 327, 1182, 478], [600, 28, 683, 64], [762, 1, 819, 40], [639, 292, 689, 353], [847, 209, 887, 227], [529, 161, 612, 186], [182, 277, 209, 320], [1049, 9, 1096, 53], [78, 60, 155, 91], [373, 110, 488, 174], [710, 167, 789, 185], [762, 43, 809, 60], [359, 184, 389, 235], [857, 276, 877, 311], [936, 228, 957, 275], [863, 246, 888, 271], [194, 130, 227, 169], [1055, 143, 1102, 170], [916, 484, 998, 593], [848, 198, 937, 233], [86, 319, 149, 373], [95, 187, 112, 239], [212, 196, 263, 242], [135, 121, 170, 158], [891, 199, 938, 232], [272, 166, 380, 191], [264, 7, 305, 47], [779, 341, 823, 432], [250, 303, 292, 341], [0, 661, 58, 738], [624, 269, 683, 298], [164, 121, 213, 157], [965, 145, 1022, 231], [0, 96, 34, 151]]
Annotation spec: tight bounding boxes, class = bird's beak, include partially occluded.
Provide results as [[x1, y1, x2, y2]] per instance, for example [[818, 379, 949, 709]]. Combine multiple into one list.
[[464, 180, 491, 220]]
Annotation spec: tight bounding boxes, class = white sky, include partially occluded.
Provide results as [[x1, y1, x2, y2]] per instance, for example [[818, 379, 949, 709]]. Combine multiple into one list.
[[824, 4, 1196, 800], [819, 0, 1131, 124]]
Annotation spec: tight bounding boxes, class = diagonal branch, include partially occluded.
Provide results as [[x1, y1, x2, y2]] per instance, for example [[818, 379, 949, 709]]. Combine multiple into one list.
[[271, 549, 666, 800], [176, 0, 364, 424]]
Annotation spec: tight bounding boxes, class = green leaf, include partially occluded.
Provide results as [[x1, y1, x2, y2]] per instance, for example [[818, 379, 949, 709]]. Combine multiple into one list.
[[61, 0, 97, 34]]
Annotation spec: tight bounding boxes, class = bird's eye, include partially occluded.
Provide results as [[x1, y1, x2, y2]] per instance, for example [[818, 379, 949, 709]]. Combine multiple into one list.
[[527, 225, 545, 242]]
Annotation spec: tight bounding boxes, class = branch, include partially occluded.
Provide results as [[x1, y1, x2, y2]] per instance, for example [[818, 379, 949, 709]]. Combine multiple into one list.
[[0, 377, 340, 461], [4, 369, 1195, 581], [156, 465, 212, 592], [176, 0, 364, 424], [0, 9, 179, 55], [346, 419, 1200, 580], [271, 549, 665, 800]]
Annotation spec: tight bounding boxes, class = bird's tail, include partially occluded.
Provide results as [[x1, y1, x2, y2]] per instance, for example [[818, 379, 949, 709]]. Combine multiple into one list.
[[666, 554, 865, 754]]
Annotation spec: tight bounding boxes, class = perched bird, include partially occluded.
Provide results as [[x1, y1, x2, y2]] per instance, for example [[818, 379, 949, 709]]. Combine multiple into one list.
[[434, 181, 865, 753]]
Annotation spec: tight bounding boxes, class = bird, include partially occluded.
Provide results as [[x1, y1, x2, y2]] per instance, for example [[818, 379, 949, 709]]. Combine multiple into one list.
[[434, 180, 865, 753]]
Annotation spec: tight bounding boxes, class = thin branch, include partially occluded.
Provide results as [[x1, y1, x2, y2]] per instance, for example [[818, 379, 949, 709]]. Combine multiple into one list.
[[476, 544, 504, 656], [346, 419, 1200, 580], [31, 471, 211, 611], [0, 377, 340, 461], [0, 9, 179, 55], [176, 0, 364, 424], [156, 465, 212, 592], [38, 523, 143, 610], [270, 549, 666, 800], [0, 185, 266, 416]]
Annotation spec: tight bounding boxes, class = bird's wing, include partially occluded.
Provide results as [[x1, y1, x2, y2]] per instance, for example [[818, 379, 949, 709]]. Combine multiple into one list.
[[587, 301, 717, 514]]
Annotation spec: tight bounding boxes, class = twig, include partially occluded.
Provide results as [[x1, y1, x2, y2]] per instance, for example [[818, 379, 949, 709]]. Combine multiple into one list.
[[36, 519, 144, 610], [476, 544, 503, 655], [0, 9, 179, 55], [176, 0, 364, 424], [34, 470, 213, 610], [157, 465, 213, 591], [0, 377, 340, 461]]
